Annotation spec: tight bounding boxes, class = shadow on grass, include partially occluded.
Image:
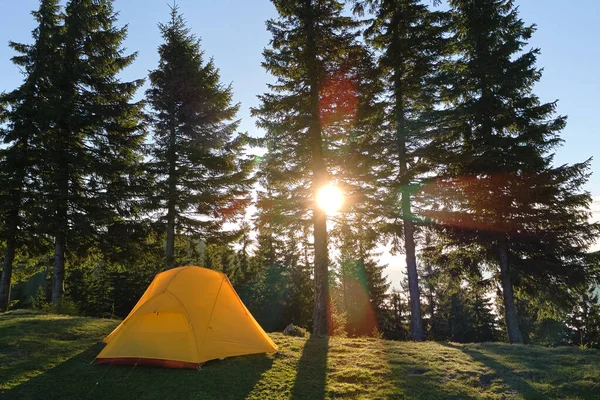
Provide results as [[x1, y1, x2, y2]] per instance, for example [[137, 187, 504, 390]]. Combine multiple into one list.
[[441, 343, 546, 400], [1, 343, 103, 400], [290, 335, 328, 400], [0, 314, 115, 392], [381, 340, 473, 400], [477, 342, 600, 381], [5, 342, 274, 400], [0, 312, 100, 341]]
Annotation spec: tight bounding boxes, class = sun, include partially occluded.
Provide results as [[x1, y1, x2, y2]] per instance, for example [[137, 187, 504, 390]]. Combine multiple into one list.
[[316, 184, 344, 214]]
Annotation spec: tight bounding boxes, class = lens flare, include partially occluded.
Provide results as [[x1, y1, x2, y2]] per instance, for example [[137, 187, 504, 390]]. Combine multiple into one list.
[[316, 184, 344, 214]]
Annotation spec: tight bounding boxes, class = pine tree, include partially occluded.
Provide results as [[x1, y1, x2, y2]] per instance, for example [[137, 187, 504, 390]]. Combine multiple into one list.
[[381, 288, 410, 340], [468, 279, 499, 342], [39, 0, 145, 305], [419, 230, 440, 335], [146, 5, 253, 270], [253, 0, 361, 336], [239, 200, 288, 331], [570, 287, 600, 349], [242, 175, 315, 330], [427, 0, 600, 343], [333, 215, 389, 336], [204, 243, 239, 279], [419, 229, 500, 342], [236, 221, 253, 284], [286, 247, 314, 329], [0, 0, 61, 311], [356, 0, 449, 341]]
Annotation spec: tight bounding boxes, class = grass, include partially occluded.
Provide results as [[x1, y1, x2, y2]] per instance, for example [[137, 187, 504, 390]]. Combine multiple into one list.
[[1, 311, 600, 399]]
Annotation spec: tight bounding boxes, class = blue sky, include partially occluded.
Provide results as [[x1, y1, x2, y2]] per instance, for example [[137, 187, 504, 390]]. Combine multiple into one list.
[[1, 0, 597, 194], [1, 1, 599, 285]]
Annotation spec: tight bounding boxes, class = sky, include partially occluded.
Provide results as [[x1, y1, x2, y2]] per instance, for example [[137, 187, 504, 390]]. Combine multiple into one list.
[[1, 0, 598, 287]]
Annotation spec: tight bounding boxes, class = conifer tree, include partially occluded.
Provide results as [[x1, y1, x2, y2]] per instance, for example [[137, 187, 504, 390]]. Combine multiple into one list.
[[570, 287, 600, 349], [253, 0, 361, 335], [427, 0, 600, 343], [381, 289, 410, 340], [244, 173, 315, 330], [146, 5, 253, 270], [235, 221, 253, 285], [0, 0, 61, 311], [40, 0, 145, 304], [240, 195, 288, 331], [356, 0, 448, 341], [468, 279, 499, 342], [333, 215, 389, 336]]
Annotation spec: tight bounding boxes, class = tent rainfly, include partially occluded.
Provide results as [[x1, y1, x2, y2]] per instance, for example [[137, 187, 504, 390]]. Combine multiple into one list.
[[96, 266, 278, 368]]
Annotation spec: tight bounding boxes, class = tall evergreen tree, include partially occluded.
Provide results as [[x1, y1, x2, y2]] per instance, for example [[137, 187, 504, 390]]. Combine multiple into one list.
[[146, 6, 253, 270], [0, 0, 61, 311], [356, 0, 448, 341], [40, 0, 145, 304], [426, 0, 600, 343], [253, 0, 360, 335]]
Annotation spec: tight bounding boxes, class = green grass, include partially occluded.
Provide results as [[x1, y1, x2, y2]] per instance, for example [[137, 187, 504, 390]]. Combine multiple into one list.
[[1, 311, 600, 399]]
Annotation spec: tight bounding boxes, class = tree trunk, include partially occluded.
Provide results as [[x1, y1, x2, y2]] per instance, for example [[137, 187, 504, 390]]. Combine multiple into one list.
[[395, 70, 425, 341], [424, 233, 435, 328], [1, 134, 30, 311], [52, 228, 66, 305], [342, 262, 348, 316], [0, 212, 18, 312], [313, 207, 329, 336], [52, 151, 69, 306], [305, 2, 329, 337], [404, 215, 425, 341], [498, 237, 524, 344], [165, 123, 177, 270], [0, 134, 29, 312], [425, 261, 435, 334], [165, 202, 175, 270]]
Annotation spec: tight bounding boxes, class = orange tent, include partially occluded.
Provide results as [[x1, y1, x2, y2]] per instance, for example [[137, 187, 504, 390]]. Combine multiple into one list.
[[96, 266, 278, 368]]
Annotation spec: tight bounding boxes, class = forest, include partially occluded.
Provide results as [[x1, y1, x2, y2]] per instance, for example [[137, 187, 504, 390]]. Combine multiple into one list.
[[0, 0, 599, 350]]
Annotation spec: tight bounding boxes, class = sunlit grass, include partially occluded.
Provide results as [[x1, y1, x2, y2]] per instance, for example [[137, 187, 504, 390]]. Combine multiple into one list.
[[2, 311, 600, 399]]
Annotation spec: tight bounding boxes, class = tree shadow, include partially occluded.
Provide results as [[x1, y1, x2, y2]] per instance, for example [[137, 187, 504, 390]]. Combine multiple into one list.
[[290, 335, 329, 400], [2, 343, 104, 400], [5, 342, 274, 400], [0, 312, 115, 392], [474, 342, 600, 382], [381, 340, 478, 399], [441, 343, 546, 399]]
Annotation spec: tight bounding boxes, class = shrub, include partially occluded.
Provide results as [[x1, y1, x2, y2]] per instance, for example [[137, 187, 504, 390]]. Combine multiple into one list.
[[283, 323, 307, 337], [31, 286, 50, 310]]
